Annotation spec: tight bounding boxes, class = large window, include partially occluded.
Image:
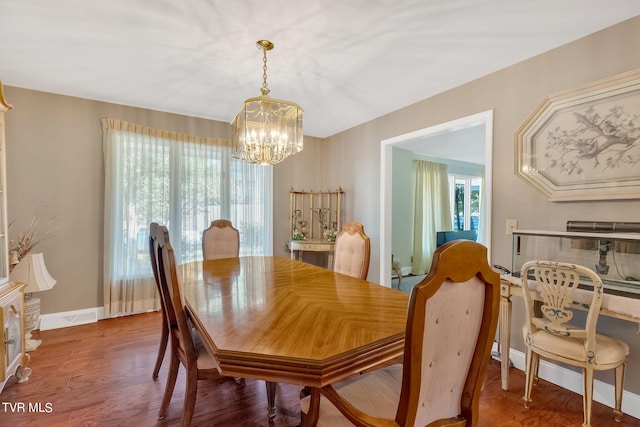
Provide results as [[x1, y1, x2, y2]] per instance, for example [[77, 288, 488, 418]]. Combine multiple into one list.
[[102, 118, 272, 315], [449, 174, 481, 231]]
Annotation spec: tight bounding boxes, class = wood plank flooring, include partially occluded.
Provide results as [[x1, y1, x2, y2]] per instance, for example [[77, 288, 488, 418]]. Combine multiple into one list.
[[1, 311, 638, 426]]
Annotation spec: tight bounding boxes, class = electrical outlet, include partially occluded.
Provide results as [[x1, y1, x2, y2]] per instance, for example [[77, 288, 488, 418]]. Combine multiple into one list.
[[506, 219, 518, 235]]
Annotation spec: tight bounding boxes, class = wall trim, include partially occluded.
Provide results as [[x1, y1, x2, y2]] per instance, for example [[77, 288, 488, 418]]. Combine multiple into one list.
[[39, 307, 105, 331], [494, 343, 640, 420]]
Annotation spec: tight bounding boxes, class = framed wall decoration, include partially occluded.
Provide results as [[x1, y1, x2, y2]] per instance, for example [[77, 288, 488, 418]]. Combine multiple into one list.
[[515, 68, 640, 201]]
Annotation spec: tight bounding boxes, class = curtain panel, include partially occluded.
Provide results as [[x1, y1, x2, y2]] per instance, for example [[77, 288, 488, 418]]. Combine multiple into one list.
[[101, 118, 272, 316], [412, 160, 452, 275]]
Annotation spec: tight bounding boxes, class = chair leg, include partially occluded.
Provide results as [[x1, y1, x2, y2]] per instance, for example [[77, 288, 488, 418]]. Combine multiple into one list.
[[582, 367, 594, 427], [266, 381, 277, 421], [523, 348, 536, 408], [152, 314, 169, 379], [533, 352, 540, 386], [613, 362, 626, 423], [158, 347, 180, 420], [181, 367, 199, 427]]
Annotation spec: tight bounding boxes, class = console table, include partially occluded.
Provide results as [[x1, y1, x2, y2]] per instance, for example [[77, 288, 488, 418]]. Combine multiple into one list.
[[289, 239, 335, 269]]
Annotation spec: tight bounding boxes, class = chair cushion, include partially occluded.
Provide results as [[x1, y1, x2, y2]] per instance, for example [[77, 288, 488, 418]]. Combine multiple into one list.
[[523, 324, 629, 366], [300, 364, 402, 426]]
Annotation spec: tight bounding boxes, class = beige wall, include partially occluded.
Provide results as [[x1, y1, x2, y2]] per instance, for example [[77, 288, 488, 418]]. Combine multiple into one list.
[[3, 87, 323, 314], [4, 16, 640, 392], [323, 16, 640, 393]]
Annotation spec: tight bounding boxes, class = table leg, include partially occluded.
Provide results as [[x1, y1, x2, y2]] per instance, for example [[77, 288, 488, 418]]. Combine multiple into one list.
[[303, 388, 320, 427], [266, 381, 277, 421], [327, 253, 334, 270], [499, 291, 512, 391]]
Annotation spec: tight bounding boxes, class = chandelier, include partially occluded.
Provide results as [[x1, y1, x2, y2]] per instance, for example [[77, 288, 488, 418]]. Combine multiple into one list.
[[232, 40, 303, 165]]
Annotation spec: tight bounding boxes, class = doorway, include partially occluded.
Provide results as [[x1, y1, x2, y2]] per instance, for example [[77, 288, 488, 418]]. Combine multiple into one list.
[[379, 110, 494, 286]]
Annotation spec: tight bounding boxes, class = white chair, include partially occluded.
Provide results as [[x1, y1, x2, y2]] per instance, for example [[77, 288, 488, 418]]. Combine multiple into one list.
[[202, 219, 239, 260], [521, 260, 629, 427], [301, 240, 500, 426], [333, 222, 370, 280]]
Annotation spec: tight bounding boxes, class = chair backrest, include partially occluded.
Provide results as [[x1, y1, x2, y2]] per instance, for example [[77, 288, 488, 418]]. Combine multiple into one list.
[[333, 222, 370, 280], [520, 260, 603, 352], [202, 219, 240, 260], [152, 223, 199, 367], [149, 222, 163, 297], [397, 240, 500, 426]]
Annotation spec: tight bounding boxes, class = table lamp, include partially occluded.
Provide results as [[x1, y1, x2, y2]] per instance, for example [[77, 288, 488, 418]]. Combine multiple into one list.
[[9, 253, 57, 351]]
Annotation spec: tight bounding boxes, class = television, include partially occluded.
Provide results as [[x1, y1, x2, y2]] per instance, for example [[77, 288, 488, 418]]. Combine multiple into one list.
[[436, 230, 477, 248]]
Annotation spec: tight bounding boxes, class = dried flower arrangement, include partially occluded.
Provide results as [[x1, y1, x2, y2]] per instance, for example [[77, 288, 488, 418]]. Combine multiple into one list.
[[9, 216, 57, 271]]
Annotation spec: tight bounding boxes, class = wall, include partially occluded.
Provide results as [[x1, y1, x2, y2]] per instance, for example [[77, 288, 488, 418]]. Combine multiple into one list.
[[3, 86, 322, 314], [323, 16, 640, 394]]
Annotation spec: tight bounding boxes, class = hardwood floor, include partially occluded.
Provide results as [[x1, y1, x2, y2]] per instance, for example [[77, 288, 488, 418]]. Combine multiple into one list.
[[1, 311, 638, 426]]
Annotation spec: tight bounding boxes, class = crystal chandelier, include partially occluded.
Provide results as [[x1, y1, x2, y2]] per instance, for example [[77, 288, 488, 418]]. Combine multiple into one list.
[[232, 40, 303, 165]]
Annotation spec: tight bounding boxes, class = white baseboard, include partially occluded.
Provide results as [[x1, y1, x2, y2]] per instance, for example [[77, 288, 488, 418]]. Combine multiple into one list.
[[39, 307, 104, 331], [493, 342, 640, 420]]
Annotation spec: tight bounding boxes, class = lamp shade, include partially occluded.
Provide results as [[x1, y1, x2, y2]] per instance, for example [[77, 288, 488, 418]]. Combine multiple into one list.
[[9, 253, 57, 293]]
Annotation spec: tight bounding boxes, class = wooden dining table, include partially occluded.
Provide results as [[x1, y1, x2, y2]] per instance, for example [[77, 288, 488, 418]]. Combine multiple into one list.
[[180, 256, 409, 421]]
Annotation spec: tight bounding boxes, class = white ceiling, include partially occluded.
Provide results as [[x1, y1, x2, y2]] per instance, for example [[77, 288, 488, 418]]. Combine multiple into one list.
[[1, 1, 639, 138], [399, 124, 487, 164]]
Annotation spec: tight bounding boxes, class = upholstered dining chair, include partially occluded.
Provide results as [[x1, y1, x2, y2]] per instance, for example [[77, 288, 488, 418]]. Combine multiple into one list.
[[202, 219, 240, 260], [151, 223, 225, 426], [149, 223, 168, 379], [301, 239, 500, 426], [520, 260, 629, 427], [333, 222, 371, 280]]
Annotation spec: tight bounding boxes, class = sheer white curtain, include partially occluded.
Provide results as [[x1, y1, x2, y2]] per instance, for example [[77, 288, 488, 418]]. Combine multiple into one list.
[[476, 176, 486, 245], [412, 160, 452, 275], [102, 118, 272, 316]]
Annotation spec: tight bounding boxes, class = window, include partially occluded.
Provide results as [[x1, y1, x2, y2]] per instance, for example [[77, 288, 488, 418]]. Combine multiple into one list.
[[102, 118, 272, 315], [449, 174, 481, 231]]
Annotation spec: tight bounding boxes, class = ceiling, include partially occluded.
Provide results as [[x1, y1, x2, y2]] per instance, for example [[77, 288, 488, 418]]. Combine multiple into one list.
[[399, 124, 487, 164], [1, 1, 639, 138]]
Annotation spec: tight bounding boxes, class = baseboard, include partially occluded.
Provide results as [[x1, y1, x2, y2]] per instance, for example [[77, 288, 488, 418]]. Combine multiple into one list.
[[39, 307, 104, 331], [493, 342, 640, 420]]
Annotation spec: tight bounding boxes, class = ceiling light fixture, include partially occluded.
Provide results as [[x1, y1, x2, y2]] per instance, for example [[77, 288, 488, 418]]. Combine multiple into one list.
[[232, 40, 303, 165]]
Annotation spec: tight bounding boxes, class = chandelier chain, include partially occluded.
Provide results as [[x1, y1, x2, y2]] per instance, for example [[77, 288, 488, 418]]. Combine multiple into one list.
[[261, 48, 270, 96]]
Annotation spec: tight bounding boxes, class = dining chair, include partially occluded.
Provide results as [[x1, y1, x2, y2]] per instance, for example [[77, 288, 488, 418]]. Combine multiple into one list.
[[152, 223, 225, 427], [149, 223, 168, 379], [520, 260, 629, 427], [301, 239, 500, 426], [202, 219, 240, 260], [333, 222, 370, 280]]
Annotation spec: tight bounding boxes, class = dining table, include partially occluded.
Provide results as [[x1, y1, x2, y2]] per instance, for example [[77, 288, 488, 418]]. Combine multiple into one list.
[[180, 255, 409, 422]]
